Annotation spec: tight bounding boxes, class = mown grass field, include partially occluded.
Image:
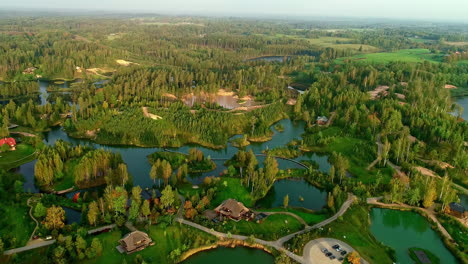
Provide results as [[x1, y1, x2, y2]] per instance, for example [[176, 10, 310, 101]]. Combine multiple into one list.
[[213, 214, 304, 240], [212, 177, 255, 207], [0, 144, 36, 170], [84, 224, 216, 264], [258, 207, 329, 225], [335, 49, 442, 64], [0, 198, 36, 250]]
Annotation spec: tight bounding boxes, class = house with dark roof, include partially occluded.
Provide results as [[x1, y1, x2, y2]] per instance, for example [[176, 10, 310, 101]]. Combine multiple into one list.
[[118, 231, 153, 254], [0, 138, 16, 151], [214, 199, 254, 221], [448, 202, 466, 219]]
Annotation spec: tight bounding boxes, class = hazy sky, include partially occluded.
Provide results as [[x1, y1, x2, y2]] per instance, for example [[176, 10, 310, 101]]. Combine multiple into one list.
[[2, 0, 468, 22]]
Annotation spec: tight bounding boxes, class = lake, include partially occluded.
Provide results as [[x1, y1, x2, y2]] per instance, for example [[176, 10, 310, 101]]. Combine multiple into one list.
[[455, 96, 468, 120], [256, 179, 327, 210], [18, 81, 331, 192], [369, 208, 457, 264], [182, 247, 274, 264]]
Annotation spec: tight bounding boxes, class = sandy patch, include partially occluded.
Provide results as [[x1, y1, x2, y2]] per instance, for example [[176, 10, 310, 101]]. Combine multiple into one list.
[[163, 93, 177, 100], [395, 93, 406, 100], [116, 59, 138, 66], [444, 84, 457, 89], [142, 107, 162, 120], [217, 89, 235, 96], [287, 98, 297, 105], [415, 166, 437, 177], [368, 85, 389, 100]]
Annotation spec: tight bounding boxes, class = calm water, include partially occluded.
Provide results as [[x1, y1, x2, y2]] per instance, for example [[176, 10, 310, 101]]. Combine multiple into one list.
[[369, 208, 458, 264], [64, 207, 81, 225], [182, 247, 274, 264], [247, 56, 289, 63], [455, 97, 468, 120], [18, 81, 331, 192], [256, 179, 327, 210]]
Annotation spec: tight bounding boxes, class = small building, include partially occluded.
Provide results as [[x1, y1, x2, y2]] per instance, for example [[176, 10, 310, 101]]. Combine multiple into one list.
[[448, 202, 466, 219], [22, 67, 37, 75], [316, 116, 328, 125], [0, 137, 16, 151], [118, 231, 153, 254], [214, 199, 254, 221]]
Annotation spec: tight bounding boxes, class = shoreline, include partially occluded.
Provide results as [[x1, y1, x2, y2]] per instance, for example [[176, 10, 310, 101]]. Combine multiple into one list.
[[178, 239, 273, 263]]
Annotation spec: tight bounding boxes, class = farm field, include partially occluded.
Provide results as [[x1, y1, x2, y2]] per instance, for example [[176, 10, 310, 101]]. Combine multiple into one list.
[[335, 49, 443, 63]]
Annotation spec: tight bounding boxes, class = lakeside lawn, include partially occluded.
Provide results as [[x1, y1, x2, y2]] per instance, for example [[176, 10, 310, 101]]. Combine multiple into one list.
[[211, 214, 304, 241], [258, 207, 328, 226], [211, 177, 255, 207], [335, 49, 443, 64], [84, 224, 216, 264], [0, 144, 36, 170]]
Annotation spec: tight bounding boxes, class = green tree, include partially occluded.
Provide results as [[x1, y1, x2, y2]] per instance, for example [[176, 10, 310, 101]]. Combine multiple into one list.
[[283, 194, 289, 208], [44, 206, 65, 230], [160, 185, 175, 209], [91, 238, 103, 256], [87, 201, 99, 226], [141, 200, 151, 220], [34, 202, 47, 218]]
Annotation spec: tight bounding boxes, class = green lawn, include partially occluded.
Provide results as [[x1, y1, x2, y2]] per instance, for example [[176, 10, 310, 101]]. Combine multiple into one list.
[[0, 199, 36, 250], [84, 224, 216, 264], [336, 49, 443, 64], [0, 144, 36, 170], [212, 214, 304, 241], [258, 208, 328, 225], [212, 177, 255, 207], [52, 159, 78, 191]]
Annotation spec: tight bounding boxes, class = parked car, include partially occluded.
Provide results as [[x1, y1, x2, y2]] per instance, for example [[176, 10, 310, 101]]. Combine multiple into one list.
[[335, 247, 342, 252], [329, 255, 336, 260], [321, 248, 328, 253], [45, 236, 53, 241], [341, 250, 347, 255], [338, 257, 344, 261], [32, 235, 39, 240], [332, 244, 340, 249], [326, 252, 332, 257]]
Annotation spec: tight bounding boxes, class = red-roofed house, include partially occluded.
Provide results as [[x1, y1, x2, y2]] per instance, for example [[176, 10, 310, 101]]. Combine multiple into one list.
[[0, 138, 16, 151]]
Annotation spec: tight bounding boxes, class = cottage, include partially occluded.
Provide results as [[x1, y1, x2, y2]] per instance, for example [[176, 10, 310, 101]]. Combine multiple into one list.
[[316, 116, 328, 126], [448, 202, 466, 219], [0, 137, 16, 151], [214, 199, 254, 221], [118, 231, 153, 254], [22, 67, 37, 75]]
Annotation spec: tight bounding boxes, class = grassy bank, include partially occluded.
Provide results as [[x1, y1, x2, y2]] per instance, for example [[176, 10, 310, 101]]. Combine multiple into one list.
[[0, 144, 36, 170]]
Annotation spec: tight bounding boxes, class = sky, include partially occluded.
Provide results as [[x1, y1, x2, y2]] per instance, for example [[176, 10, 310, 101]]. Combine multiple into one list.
[[2, 0, 468, 22]]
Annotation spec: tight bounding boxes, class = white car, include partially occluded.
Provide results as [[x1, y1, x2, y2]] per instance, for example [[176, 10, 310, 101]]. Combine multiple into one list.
[[45, 236, 53, 241]]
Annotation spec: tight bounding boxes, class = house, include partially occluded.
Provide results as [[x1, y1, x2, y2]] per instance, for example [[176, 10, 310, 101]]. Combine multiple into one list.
[[118, 231, 153, 254], [214, 199, 254, 221], [316, 116, 328, 126], [448, 202, 466, 219], [22, 67, 37, 75], [0, 137, 16, 151]]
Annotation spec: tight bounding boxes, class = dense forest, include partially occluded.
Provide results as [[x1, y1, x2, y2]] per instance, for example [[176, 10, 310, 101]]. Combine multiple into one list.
[[0, 13, 467, 264]]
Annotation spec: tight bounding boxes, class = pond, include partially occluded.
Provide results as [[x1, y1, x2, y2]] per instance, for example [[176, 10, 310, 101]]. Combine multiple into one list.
[[256, 179, 327, 211], [64, 207, 82, 225], [247, 56, 290, 63], [18, 81, 332, 192], [455, 96, 468, 121], [369, 208, 457, 264], [182, 247, 274, 264]]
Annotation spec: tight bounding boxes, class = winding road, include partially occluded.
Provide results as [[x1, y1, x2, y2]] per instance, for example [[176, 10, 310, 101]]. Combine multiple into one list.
[[176, 193, 357, 264]]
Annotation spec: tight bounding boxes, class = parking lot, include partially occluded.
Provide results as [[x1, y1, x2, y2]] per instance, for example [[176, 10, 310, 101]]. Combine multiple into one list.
[[303, 238, 354, 264]]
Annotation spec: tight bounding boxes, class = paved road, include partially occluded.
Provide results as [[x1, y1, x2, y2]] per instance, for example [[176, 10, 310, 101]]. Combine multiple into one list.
[[3, 240, 56, 255], [176, 193, 356, 264]]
